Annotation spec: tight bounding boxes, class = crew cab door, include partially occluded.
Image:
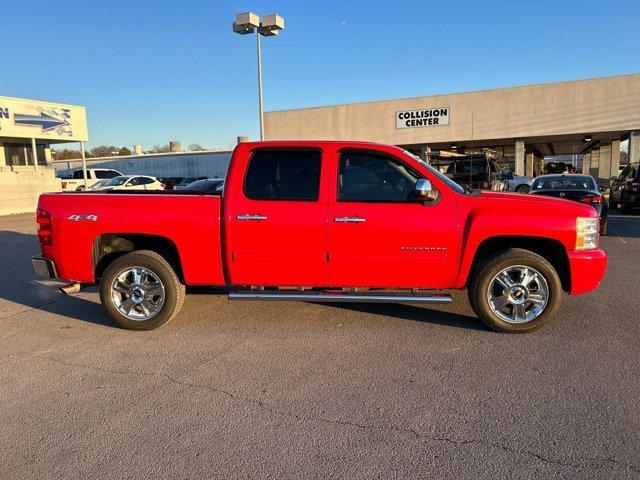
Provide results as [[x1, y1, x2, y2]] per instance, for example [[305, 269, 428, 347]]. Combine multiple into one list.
[[225, 148, 329, 286], [327, 148, 460, 289]]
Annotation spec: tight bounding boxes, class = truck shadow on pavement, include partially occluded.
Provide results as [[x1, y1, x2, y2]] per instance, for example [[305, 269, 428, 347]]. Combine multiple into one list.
[[324, 303, 488, 331], [0, 230, 115, 328], [187, 286, 486, 331], [2, 229, 487, 332]]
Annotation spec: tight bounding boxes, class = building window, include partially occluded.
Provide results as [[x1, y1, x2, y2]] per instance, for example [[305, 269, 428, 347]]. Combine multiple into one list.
[[4, 142, 47, 167]]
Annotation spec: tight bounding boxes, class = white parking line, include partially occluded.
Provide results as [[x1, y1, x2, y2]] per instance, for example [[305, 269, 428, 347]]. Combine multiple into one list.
[[608, 226, 628, 244]]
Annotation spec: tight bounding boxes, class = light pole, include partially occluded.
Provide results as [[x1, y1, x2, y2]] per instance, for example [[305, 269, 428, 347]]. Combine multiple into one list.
[[233, 12, 285, 140]]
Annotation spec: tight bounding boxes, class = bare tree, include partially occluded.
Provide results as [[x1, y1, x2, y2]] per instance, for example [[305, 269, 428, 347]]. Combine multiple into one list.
[[188, 143, 206, 152], [149, 144, 172, 153], [54, 149, 82, 160], [89, 145, 116, 158]]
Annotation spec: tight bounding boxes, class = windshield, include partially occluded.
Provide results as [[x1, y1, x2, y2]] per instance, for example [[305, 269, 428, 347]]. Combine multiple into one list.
[[532, 175, 596, 190], [178, 178, 197, 185], [104, 176, 129, 186], [184, 179, 221, 190], [403, 150, 466, 194], [447, 160, 488, 174]]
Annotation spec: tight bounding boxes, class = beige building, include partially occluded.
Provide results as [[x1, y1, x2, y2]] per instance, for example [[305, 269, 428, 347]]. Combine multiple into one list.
[[265, 73, 640, 180], [0, 95, 88, 215]]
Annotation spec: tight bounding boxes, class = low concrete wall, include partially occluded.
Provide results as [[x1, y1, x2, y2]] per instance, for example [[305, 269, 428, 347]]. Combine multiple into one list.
[[0, 167, 61, 216]]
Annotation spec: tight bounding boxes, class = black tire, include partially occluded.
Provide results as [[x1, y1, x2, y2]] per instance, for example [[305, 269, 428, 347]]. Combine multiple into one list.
[[76, 186, 86, 191], [99, 250, 185, 330], [600, 219, 608, 236], [468, 248, 563, 333], [515, 184, 530, 194]]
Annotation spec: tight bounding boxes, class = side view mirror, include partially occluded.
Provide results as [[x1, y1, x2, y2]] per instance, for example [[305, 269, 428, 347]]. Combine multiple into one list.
[[415, 179, 439, 202], [610, 176, 617, 182]]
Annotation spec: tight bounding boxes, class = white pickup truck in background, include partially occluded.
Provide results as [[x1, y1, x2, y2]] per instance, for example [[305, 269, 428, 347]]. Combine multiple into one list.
[[59, 168, 123, 191]]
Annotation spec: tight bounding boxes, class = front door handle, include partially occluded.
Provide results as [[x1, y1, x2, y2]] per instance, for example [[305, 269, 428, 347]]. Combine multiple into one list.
[[334, 216, 366, 223], [237, 214, 268, 221]]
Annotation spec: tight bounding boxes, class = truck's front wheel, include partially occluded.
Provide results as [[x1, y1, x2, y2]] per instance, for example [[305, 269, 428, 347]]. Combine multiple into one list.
[[469, 248, 562, 333], [99, 250, 185, 330]]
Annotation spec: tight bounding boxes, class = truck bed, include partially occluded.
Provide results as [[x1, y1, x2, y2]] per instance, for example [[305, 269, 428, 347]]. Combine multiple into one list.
[[38, 192, 225, 285]]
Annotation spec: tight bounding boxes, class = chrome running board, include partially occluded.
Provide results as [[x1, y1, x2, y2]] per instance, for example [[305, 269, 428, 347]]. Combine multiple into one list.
[[228, 290, 452, 304]]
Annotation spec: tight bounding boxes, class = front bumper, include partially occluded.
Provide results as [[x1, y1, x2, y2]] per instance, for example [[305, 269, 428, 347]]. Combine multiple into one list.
[[32, 256, 58, 279], [567, 249, 607, 295]]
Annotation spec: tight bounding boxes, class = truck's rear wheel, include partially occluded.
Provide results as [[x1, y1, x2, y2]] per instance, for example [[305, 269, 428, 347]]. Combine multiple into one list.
[[99, 250, 185, 330], [469, 248, 562, 333]]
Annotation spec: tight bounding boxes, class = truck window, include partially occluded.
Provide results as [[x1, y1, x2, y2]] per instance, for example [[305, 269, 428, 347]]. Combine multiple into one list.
[[244, 149, 321, 201], [96, 170, 121, 179], [337, 151, 419, 202], [458, 161, 488, 174], [72, 170, 85, 179]]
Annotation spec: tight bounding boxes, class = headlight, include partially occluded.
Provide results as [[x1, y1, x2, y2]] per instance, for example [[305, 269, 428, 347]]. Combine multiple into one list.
[[576, 217, 599, 250]]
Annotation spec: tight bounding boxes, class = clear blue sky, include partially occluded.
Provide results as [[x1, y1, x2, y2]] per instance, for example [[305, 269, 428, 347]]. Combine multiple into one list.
[[4, 0, 639, 149]]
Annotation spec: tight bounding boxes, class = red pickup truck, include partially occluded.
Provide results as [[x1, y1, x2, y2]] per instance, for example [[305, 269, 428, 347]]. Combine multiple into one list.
[[32, 141, 607, 333]]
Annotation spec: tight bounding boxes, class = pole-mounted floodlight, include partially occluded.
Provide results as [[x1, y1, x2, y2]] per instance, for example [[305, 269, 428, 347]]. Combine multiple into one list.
[[233, 12, 285, 140], [232, 12, 259, 34], [259, 14, 285, 36]]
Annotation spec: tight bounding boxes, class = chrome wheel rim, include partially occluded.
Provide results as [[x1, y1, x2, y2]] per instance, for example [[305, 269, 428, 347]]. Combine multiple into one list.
[[486, 265, 549, 324], [110, 266, 165, 320]]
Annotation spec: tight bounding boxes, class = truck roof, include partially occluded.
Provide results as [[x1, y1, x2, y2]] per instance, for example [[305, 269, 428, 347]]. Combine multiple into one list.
[[238, 140, 402, 149]]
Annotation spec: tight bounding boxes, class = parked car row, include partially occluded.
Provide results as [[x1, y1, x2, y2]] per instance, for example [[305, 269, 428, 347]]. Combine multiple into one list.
[[522, 165, 640, 233], [158, 177, 224, 190], [58, 169, 224, 193], [610, 162, 639, 214], [158, 177, 206, 189], [502, 172, 533, 193], [529, 174, 608, 235], [60, 169, 122, 191], [180, 179, 225, 192], [90, 175, 165, 191]]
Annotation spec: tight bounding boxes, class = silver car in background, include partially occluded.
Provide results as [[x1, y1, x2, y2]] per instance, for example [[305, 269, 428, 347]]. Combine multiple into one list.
[[502, 171, 533, 193]]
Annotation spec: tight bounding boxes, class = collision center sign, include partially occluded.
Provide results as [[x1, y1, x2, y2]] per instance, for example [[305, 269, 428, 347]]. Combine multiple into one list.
[[396, 107, 450, 129]]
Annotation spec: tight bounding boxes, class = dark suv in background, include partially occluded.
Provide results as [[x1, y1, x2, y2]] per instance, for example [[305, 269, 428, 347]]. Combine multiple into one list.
[[443, 155, 504, 191], [610, 162, 639, 214]]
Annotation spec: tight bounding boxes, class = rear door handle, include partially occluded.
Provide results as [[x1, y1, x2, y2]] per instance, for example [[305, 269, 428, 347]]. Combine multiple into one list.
[[237, 214, 268, 221], [334, 216, 366, 223]]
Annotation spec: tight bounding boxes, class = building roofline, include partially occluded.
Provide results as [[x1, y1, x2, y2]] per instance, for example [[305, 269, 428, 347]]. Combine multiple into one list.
[[0, 94, 86, 110], [265, 72, 640, 114]]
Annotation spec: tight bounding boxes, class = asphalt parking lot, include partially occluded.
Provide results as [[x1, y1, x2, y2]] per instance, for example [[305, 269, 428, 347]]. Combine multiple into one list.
[[0, 213, 638, 479]]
